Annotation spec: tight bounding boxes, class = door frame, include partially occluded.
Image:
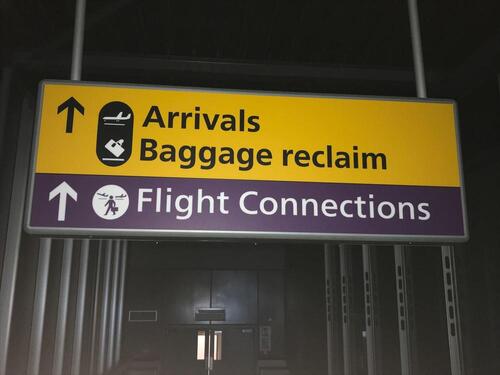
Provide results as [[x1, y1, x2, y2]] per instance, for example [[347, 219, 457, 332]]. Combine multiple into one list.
[[162, 324, 258, 375]]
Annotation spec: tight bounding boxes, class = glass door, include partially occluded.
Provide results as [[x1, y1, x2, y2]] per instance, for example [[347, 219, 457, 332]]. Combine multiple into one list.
[[198, 329, 223, 375], [209, 326, 255, 375], [163, 326, 255, 375]]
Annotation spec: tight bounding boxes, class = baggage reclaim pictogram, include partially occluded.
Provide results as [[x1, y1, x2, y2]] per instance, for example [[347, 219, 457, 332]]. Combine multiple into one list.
[[96, 101, 133, 167]]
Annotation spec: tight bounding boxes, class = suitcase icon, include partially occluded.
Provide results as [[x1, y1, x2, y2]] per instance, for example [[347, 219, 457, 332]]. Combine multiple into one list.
[[97, 101, 133, 166], [105, 139, 125, 158]]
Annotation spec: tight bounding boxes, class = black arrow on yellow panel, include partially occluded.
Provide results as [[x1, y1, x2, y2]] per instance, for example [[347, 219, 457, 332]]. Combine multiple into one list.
[[57, 97, 85, 133]]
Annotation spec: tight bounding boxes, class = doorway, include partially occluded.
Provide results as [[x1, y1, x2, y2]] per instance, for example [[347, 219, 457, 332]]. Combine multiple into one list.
[[163, 325, 256, 375], [160, 270, 258, 374]]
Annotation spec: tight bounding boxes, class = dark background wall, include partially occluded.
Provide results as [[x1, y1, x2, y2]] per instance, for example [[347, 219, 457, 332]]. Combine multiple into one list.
[[121, 241, 331, 375], [122, 242, 289, 366], [454, 77, 500, 375], [285, 245, 328, 375], [373, 247, 400, 375]]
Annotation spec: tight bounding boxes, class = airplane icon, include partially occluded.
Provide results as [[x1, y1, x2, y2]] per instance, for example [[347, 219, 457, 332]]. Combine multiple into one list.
[[102, 112, 131, 121], [96, 192, 128, 200]]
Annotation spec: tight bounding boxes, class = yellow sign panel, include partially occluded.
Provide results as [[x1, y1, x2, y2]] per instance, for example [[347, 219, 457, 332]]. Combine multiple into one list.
[[35, 81, 461, 188]]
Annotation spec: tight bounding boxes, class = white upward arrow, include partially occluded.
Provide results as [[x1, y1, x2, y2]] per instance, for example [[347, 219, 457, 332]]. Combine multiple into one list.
[[48, 181, 78, 221]]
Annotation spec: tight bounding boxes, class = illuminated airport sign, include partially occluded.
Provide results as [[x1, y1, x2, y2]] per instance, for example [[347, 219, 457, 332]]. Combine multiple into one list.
[[26, 80, 467, 242]]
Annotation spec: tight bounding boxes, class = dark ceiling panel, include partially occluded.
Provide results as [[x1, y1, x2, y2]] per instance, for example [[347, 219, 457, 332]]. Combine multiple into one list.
[[2, 0, 500, 72], [419, 0, 500, 68]]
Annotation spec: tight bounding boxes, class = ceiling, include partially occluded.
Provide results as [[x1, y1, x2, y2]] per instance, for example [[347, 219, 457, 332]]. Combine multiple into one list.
[[2, 0, 500, 73]]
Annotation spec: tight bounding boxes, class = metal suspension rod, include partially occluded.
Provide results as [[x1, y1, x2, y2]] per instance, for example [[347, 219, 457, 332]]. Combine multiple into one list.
[[324, 244, 334, 375], [26, 239, 52, 375], [106, 240, 121, 371], [71, 0, 87, 81], [52, 239, 74, 375], [396, 2, 426, 374], [114, 240, 128, 365], [441, 247, 465, 375], [362, 245, 378, 375], [394, 245, 413, 375], [339, 245, 352, 375], [89, 241, 103, 375], [408, 0, 427, 98], [71, 239, 90, 375], [96, 240, 113, 375], [61, 1, 86, 373]]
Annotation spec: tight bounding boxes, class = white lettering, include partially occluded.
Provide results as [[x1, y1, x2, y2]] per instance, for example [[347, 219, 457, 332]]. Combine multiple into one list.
[[321, 199, 338, 217], [340, 200, 353, 218], [260, 197, 278, 215], [175, 195, 193, 220], [217, 192, 230, 214], [377, 201, 396, 219], [240, 191, 258, 215], [197, 189, 214, 214], [417, 202, 431, 221], [138, 188, 153, 212]]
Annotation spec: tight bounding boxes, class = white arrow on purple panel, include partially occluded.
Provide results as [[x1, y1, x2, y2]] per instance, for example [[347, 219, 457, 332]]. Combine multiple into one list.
[[48, 181, 78, 221]]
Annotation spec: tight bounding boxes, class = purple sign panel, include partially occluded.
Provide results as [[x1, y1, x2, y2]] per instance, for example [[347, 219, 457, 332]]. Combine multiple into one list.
[[27, 173, 465, 242]]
